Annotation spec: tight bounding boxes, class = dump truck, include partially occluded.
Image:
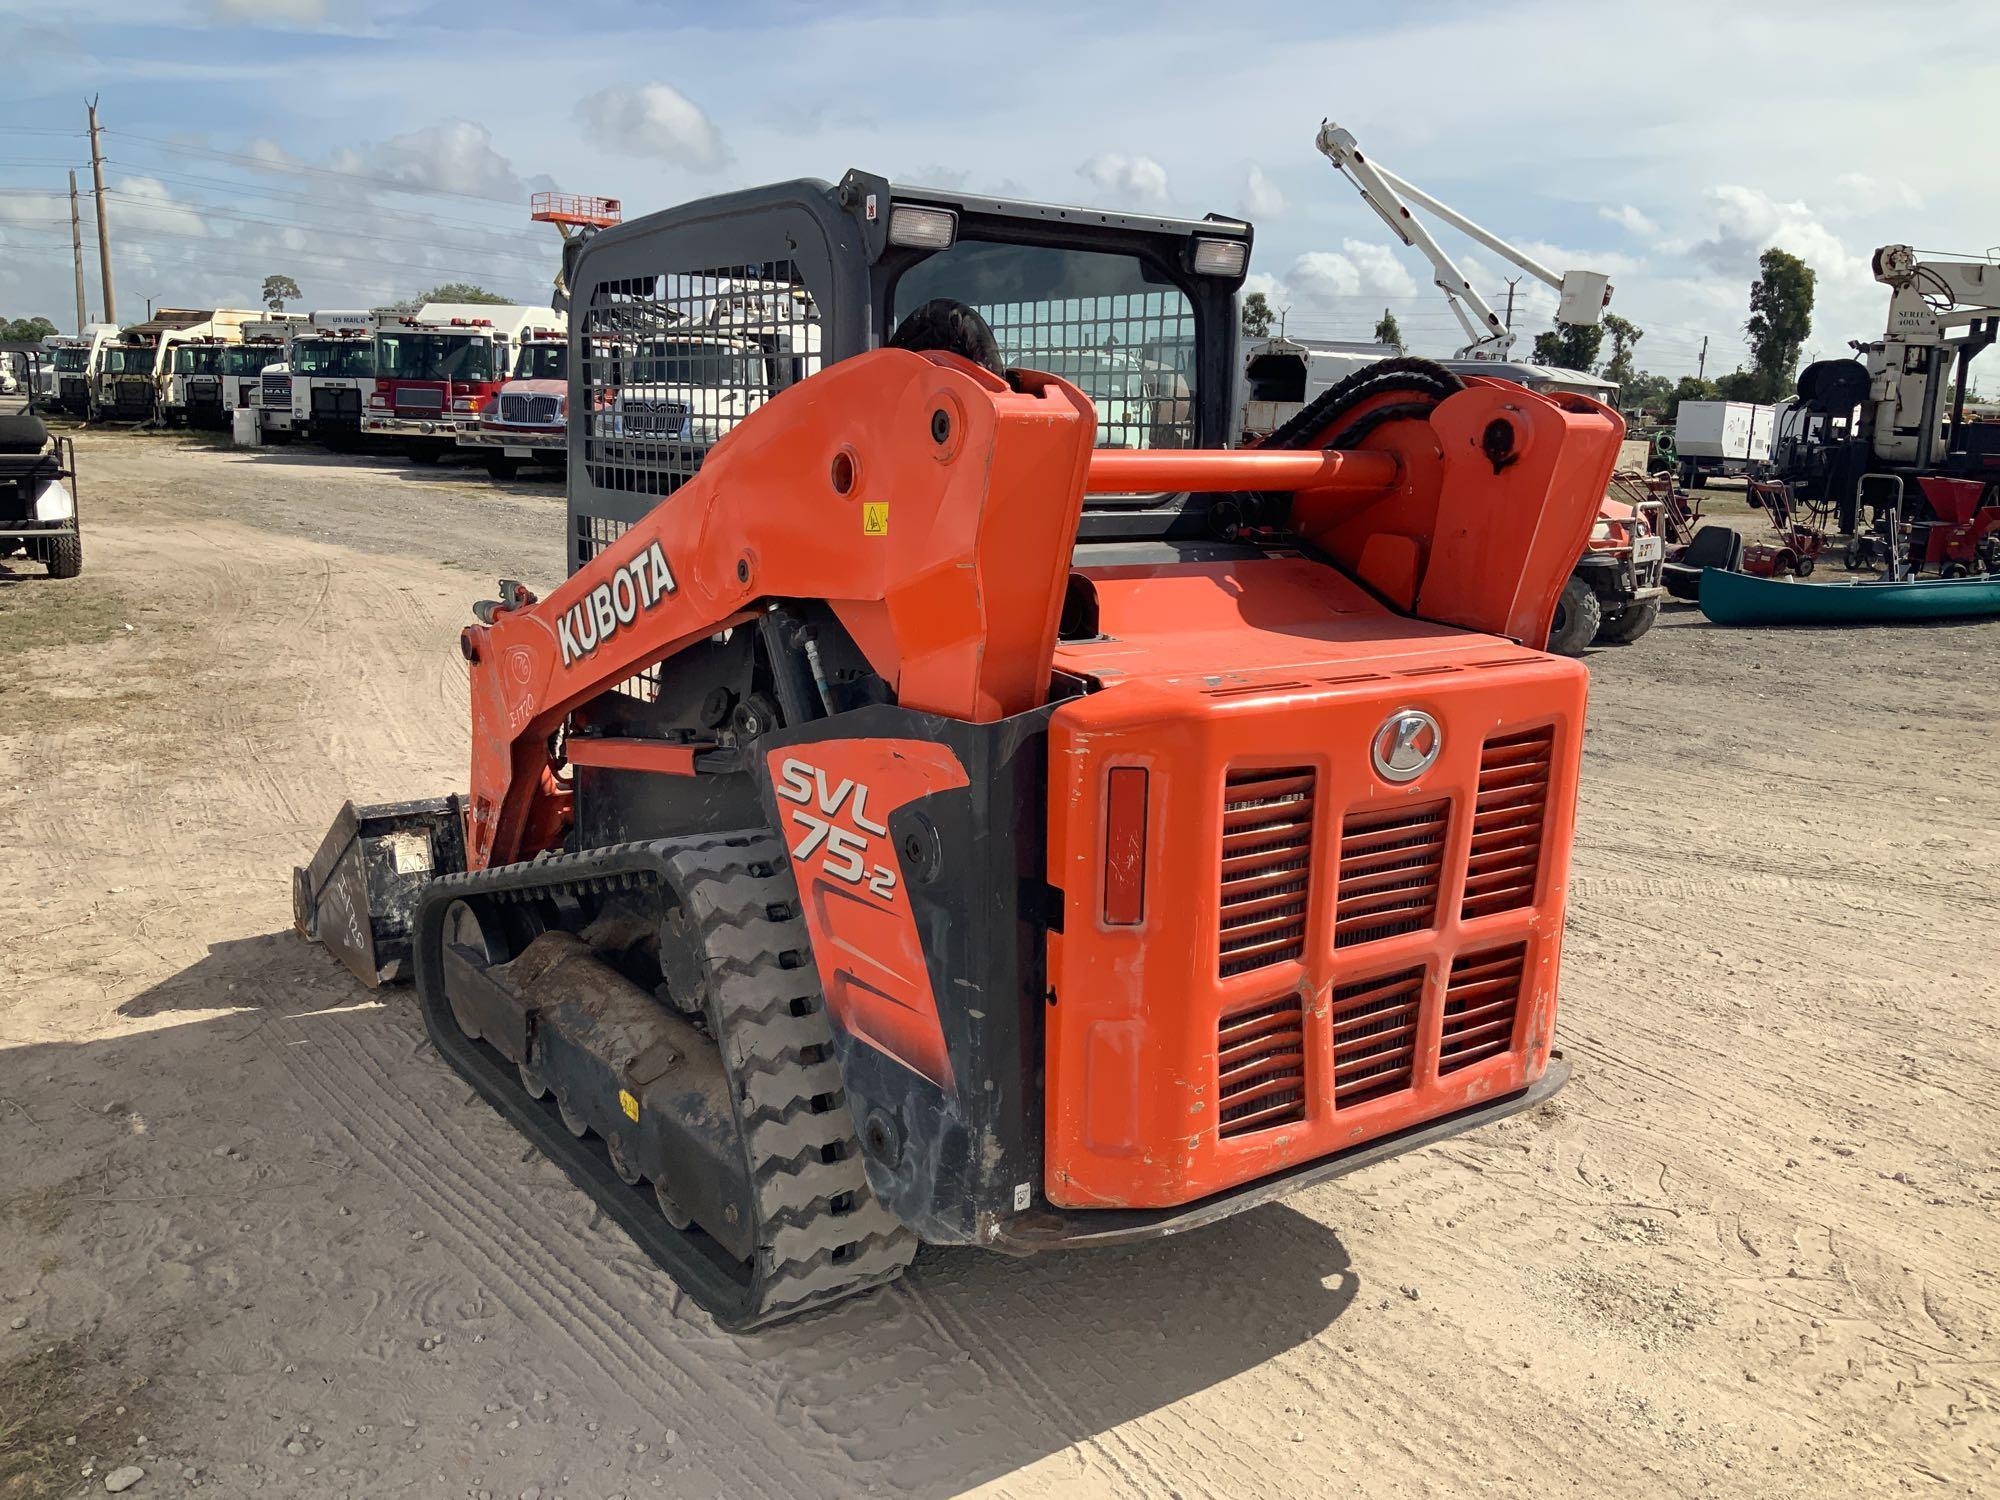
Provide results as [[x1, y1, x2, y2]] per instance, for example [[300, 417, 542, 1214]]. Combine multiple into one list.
[[296, 170, 1619, 1330], [93, 308, 262, 423]]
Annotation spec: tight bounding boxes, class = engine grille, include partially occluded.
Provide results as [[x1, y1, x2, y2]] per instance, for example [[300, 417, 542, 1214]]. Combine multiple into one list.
[[500, 392, 562, 425], [1335, 800, 1448, 947], [262, 373, 291, 407], [1332, 965, 1424, 1106], [1217, 767, 1315, 977], [395, 386, 445, 413], [1441, 943, 1526, 1074], [1462, 728, 1553, 921], [1217, 997, 1308, 1137], [312, 387, 360, 418]]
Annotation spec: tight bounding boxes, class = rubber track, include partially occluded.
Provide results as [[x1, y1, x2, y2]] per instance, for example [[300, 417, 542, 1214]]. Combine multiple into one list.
[[411, 831, 917, 1330]]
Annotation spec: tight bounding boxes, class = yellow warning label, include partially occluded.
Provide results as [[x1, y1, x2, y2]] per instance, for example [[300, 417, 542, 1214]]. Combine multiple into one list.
[[618, 1089, 640, 1122], [862, 502, 890, 537]]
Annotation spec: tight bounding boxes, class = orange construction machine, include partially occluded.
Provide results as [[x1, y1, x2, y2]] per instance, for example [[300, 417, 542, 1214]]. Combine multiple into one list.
[[297, 171, 1622, 1328]]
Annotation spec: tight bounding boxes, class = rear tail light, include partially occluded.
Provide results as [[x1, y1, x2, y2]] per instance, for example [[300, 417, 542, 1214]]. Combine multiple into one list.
[[1102, 767, 1148, 926]]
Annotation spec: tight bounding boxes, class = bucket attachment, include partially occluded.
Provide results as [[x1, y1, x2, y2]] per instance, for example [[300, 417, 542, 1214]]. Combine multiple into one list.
[[293, 796, 468, 988]]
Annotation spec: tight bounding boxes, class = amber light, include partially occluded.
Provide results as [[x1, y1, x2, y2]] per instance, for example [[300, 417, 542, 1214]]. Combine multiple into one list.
[[1103, 767, 1149, 925]]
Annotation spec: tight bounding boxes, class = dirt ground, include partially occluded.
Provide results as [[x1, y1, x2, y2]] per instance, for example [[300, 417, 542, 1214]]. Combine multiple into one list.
[[1, 429, 1995, 1500]]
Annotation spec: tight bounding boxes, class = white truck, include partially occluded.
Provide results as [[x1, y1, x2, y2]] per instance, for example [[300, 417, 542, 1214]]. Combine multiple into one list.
[[266, 309, 378, 447], [456, 324, 569, 477], [1673, 400, 1774, 488], [604, 289, 821, 464], [363, 303, 560, 462], [194, 318, 303, 429], [47, 324, 121, 417], [97, 308, 262, 424]]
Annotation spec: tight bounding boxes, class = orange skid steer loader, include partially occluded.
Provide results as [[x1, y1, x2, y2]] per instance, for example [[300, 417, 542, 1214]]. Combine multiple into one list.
[[296, 172, 1621, 1328]]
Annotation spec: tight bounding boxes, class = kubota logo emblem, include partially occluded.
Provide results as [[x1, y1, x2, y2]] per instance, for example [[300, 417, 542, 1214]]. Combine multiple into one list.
[[1372, 710, 1441, 783], [556, 541, 677, 666]]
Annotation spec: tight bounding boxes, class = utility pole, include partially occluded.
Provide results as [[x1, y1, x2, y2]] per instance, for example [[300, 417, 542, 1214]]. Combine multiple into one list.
[[68, 170, 88, 331], [1697, 335, 1708, 380], [1503, 277, 1521, 330], [87, 96, 117, 325]]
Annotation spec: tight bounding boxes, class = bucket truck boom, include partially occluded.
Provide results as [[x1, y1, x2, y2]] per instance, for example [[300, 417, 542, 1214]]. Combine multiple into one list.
[[1314, 120, 1613, 360]]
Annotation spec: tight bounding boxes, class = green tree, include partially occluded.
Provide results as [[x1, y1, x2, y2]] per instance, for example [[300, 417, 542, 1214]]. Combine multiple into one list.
[[1600, 313, 1643, 390], [1744, 248, 1814, 402], [1673, 375, 1719, 404], [1714, 369, 1762, 401], [410, 282, 513, 308], [1240, 291, 1274, 340], [1530, 321, 1604, 372], [0, 315, 58, 343], [1620, 370, 1676, 413], [1373, 308, 1405, 354], [261, 274, 301, 313]]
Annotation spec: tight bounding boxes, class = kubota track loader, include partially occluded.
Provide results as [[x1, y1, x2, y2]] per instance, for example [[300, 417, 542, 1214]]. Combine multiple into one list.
[[296, 171, 1622, 1328]]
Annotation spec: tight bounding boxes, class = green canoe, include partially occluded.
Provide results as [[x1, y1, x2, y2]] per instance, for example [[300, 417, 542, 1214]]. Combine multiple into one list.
[[1698, 567, 2000, 625]]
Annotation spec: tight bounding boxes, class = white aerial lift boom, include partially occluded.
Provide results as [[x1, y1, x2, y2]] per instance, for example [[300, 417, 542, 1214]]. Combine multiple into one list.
[[1861, 244, 2000, 469], [1313, 120, 1612, 359]]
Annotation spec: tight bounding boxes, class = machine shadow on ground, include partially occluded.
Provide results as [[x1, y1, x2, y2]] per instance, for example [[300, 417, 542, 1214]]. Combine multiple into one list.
[[2, 930, 1365, 1496]]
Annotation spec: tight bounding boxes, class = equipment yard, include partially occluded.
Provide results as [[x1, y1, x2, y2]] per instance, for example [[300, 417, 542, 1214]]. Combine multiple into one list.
[[1, 430, 1993, 1498]]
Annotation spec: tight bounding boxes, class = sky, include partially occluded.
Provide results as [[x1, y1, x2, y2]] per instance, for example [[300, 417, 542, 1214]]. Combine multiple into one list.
[[2, 0, 1995, 383]]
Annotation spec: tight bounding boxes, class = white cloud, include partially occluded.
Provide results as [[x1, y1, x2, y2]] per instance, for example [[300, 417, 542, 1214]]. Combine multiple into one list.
[[210, 0, 328, 22], [1598, 203, 1659, 237], [1689, 184, 1869, 287], [1077, 152, 1169, 206], [364, 121, 548, 200], [1242, 165, 1285, 220], [1832, 172, 1924, 215], [1277, 240, 1419, 309], [1338, 239, 1417, 298], [575, 83, 728, 171]]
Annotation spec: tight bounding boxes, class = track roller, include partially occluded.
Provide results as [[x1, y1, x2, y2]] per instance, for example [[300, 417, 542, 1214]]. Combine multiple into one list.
[[410, 832, 917, 1329]]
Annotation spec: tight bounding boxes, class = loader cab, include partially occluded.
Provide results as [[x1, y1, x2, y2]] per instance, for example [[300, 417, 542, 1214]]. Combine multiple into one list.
[[566, 170, 1249, 572]]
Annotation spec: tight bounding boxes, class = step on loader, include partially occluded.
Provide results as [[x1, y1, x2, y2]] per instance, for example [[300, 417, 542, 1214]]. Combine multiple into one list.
[[297, 171, 1623, 1328]]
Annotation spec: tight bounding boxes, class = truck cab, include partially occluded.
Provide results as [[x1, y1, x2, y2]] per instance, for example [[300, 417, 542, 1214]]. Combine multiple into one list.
[[47, 325, 119, 417], [363, 303, 557, 463], [457, 327, 569, 477], [283, 311, 377, 447], [92, 340, 167, 422], [168, 338, 232, 427]]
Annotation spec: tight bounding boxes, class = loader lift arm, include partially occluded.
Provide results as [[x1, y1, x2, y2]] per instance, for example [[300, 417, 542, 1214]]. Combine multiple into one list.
[[463, 348, 1405, 874]]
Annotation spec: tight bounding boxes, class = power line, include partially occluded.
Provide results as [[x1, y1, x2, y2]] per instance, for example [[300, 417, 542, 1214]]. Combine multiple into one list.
[[3, 221, 543, 291], [85, 161, 534, 236], [105, 130, 528, 207], [96, 188, 553, 267]]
